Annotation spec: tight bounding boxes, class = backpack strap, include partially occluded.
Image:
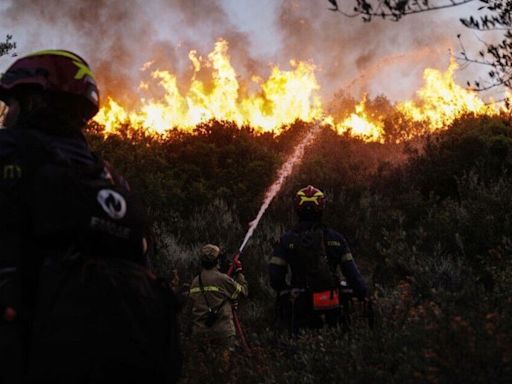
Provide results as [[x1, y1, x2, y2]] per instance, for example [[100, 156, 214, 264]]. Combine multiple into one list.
[[197, 272, 212, 311], [198, 272, 229, 315]]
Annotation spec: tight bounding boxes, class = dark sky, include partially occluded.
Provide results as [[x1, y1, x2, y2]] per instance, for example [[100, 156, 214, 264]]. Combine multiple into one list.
[[0, 0, 496, 105]]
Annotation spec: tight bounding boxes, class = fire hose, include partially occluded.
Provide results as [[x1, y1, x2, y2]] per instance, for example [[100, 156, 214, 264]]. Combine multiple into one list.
[[226, 252, 251, 354]]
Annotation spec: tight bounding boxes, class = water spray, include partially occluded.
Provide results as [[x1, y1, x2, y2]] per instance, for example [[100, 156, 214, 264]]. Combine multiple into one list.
[[227, 122, 322, 353], [238, 122, 322, 255]]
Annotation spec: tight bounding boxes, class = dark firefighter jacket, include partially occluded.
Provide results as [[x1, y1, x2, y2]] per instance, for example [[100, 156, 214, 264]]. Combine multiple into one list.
[[189, 268, 248, 339], [0, 128, 181, 383], [269, 220, 368, 298]]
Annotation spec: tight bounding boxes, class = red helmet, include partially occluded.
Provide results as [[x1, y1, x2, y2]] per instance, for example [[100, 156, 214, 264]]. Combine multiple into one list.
[[0, 49, 99, 119], [295, 185, 326, 215]]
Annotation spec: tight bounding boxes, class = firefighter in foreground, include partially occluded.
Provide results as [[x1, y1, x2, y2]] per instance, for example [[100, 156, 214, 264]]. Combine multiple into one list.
[[189, 244, 248, 366], [0, 50, 180, 383], [269, 185, 368, 334]]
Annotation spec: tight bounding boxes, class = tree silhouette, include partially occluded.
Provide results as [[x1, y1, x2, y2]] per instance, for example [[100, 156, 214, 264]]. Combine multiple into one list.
[[0, 34, 16, 58], [458, 1, 512, 92], [328, 0, 475, 21], [330, 1, 512, 93]]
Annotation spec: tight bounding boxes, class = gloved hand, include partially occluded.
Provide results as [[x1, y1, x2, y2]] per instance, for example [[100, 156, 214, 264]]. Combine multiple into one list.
[[233, 258, 243, 274], [1, 304, 17, 323]]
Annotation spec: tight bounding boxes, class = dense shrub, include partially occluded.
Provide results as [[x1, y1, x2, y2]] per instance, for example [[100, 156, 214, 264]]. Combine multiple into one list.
[[86, 115, 512, 383]]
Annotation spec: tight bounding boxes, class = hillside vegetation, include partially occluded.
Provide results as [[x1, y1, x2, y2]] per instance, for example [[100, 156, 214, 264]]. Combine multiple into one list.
[[86, 115, 512, 383]]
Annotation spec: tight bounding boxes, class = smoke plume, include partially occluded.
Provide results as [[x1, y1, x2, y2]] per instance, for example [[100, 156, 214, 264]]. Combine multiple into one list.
[[0, 0, 480, 104], [0, 0, 262, 105], [276, 0, 471, 101]]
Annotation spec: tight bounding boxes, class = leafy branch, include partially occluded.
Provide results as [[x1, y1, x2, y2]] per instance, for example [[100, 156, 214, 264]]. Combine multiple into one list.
[[0, 34, 16, 58], [330, 0, 512, 93], [328, 0, 476, 22]]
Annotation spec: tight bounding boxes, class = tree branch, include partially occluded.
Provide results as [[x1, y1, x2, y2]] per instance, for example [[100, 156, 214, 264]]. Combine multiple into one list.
[[337, 0, 477, 21], [0, 35, 16, 58], [334, 1, 512, 93]]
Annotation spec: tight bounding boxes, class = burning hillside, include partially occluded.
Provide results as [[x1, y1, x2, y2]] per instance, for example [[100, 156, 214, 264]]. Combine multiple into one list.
[[94, 39, 510, 143]]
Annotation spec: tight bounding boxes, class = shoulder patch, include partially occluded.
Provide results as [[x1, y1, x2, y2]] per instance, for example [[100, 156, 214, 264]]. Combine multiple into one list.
[[2, 164, 22, 180]]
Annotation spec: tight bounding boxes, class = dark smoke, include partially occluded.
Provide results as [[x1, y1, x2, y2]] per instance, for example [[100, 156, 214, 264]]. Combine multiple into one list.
[[0, 0, 262, 105], [0, 0, 481, 107], [1, 0, 154, 104], [276, 0, 474, 101]]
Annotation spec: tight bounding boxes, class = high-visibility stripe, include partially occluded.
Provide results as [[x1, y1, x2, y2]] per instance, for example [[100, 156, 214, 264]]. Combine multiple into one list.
[[189, 286, 220, 294], [72, 61, 94, 80], [341, 252, 354, 262], [25, 50, 95, 80], [269, 256, 288, 267], [231, 283, 242, 299], [26, 49, 84, 63]]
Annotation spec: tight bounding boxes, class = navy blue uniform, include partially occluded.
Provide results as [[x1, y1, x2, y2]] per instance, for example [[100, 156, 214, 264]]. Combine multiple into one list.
[[269, 221, 367, 332], [0, 129, 180, 383], [0, 129, 101, 383], [0, 129, 100, 311]]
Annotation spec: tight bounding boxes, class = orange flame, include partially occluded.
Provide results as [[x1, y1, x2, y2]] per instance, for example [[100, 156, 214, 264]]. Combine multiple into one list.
[[397, 59, 501, 130], [93, 40, 510, 142], [94, 39, 323, 134], [335, 97, 384, 142]]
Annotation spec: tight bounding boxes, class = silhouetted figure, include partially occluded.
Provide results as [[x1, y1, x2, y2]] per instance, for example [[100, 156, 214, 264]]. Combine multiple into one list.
[[269, 185, 368, 335], [0, 50, 181, 383]]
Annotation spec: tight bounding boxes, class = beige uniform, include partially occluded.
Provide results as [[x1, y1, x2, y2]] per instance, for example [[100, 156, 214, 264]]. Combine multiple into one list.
[[189, 268, 248, 340]]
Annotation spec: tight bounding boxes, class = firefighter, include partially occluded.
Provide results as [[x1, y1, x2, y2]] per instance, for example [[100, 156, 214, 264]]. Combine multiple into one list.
[[0, 50, 181, 383], [189, 244, 248, 368], [268, 185, 368, 335]]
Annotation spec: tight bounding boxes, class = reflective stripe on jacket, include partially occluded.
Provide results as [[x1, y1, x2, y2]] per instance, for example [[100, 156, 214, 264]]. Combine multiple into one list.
[[189, 268, 248, 339]]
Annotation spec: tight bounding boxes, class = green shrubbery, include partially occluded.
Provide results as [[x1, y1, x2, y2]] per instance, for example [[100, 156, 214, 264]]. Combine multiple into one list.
[[86, 115, 512, 383]]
